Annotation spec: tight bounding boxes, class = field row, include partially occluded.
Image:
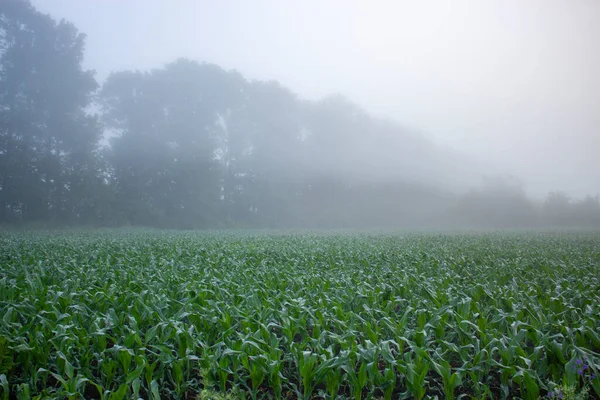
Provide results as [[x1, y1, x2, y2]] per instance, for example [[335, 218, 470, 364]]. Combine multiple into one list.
[[1, 231, 599, 399]]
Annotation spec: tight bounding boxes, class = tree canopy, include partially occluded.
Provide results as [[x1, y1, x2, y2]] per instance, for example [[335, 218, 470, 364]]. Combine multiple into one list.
[[1, 0, 599, 229]]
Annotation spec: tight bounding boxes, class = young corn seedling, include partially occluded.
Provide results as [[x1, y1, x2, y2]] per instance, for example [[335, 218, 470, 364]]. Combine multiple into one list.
[[397, 353, 430, 400], [342, 360, 369, 400], [431, 358, 462, 400], [513, 368, 540, 400]]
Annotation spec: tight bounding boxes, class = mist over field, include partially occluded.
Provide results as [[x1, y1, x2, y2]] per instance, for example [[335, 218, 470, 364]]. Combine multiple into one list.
[[2, 3, 600, 399], [1, 0, 599, 229]]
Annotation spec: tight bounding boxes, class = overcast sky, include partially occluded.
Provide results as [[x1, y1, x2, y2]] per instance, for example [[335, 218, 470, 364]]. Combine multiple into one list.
[[32, 0, 599, 198]]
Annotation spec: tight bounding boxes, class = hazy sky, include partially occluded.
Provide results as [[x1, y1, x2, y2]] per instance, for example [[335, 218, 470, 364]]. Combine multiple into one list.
[[32, 0, 600, 198]]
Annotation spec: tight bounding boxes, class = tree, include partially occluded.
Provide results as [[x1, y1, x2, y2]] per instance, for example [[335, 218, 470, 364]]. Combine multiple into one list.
[[453, 176, 537, 228], [100, 59, 246, 227], [236, 81, 305, 227], [0, 0, 102, 224], [572, 195, 600, 227], [543, 191, 572, 227]]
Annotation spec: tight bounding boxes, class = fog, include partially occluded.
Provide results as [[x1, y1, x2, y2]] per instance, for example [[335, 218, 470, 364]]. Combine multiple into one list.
[[1, 0, 599, 228], [31, 0, 600, 198]]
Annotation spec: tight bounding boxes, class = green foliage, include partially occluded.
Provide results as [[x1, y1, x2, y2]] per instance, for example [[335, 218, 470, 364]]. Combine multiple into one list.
[[197, 388, 242, 400], [547, 383, 589, 400], [0, 0, 106, 225], [0, 230, 599, 399], [0, 337, 14, 375]]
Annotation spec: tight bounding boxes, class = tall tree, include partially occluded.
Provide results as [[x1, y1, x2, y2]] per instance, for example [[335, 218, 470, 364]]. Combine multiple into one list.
[[101, 59, 246, 227], [572, 195, 600, 227], [0, 0, 102, 224], [543, 191, 572, 227]]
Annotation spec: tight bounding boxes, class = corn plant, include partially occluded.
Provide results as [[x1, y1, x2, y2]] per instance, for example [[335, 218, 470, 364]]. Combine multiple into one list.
[[0, 230, 598, 399]]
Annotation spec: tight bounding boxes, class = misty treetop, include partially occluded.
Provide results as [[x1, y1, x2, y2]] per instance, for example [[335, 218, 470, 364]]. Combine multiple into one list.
[[1, 0, 599, 229], [0, 0, 102, 224]]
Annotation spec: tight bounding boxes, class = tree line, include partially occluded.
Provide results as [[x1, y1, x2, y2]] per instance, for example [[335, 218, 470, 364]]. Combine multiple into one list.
[[1, 0, 599, 229]]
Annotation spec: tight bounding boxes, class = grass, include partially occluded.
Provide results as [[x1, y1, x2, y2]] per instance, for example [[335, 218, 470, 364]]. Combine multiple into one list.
[[0, 229, 599, 399]]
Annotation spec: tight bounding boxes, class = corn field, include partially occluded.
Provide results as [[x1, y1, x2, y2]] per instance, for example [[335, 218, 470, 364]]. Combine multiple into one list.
[[1, 230, 599, 399]]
